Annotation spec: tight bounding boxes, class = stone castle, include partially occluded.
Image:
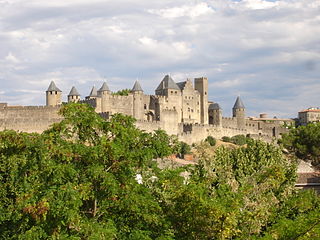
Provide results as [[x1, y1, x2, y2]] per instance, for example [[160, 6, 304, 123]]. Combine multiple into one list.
[[0, 75, 294, 143]]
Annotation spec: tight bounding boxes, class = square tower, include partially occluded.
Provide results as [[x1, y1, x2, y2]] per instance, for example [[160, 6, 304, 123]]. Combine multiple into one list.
[[194, 77, 208, 124]]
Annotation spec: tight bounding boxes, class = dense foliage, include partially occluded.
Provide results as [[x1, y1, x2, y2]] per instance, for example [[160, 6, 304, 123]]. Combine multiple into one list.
[[177, 141, 191, 157], [281, 122, 320, 167], [0, 103, 319, 239]]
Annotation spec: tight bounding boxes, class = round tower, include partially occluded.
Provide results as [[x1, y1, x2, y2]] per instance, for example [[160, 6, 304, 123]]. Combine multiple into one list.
[[97, 82, 111, 113], [232, 96, 245, 129], [209, 103, 222, 127], [68, 86, 81, 103], [46, 81, 62, 106], [86, 86, 98, 100], [132, 80, 144, 120]]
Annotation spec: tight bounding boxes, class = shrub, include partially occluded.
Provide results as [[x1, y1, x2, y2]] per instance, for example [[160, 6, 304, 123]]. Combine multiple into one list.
[[179, 141, 191, 156], [222, 136, 231, 142], [230, 135, 247, 146], [205, 136, 216, 146]]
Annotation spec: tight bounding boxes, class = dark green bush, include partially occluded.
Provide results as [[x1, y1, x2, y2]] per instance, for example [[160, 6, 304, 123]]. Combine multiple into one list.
[[222, 136, 231, 142], [205, 136, 216, 146], [230, 135, 247, 146]]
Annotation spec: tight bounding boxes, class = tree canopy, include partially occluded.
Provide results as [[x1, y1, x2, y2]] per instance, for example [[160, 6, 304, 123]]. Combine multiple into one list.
[[0, 103, 319, 239], [280, 122, 320, 167]]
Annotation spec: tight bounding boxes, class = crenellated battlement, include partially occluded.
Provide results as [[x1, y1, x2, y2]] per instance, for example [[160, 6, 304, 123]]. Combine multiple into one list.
[[4, 105, 61, 110], [0, 76, 292, 142], [109, 95, 132, 100]]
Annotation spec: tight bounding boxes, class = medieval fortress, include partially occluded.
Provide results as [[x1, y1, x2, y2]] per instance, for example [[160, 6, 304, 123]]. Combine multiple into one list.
[[0, 75, 294, 143]]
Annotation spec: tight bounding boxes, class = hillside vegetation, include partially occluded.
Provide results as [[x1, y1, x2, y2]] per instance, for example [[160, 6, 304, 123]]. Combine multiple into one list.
[[0, 103, 319, 239], [280, 122, 320, 168]]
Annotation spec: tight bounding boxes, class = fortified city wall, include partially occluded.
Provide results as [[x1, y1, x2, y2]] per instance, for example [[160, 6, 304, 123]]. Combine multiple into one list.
[[0, 104, 62, 133], [0, 103, 290, 144], [0, 75, 294, 143]]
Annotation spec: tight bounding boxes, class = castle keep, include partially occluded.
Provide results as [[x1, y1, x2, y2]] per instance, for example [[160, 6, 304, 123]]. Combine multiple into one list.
[[1, 75, 294, 143]]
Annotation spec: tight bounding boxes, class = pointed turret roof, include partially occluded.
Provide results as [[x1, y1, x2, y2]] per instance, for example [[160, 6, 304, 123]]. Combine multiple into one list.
[[89, 86, 98, 97], [46, 81, 62, 92], [233, 96, 245, 109], [176, 81, 187, 90], [68, 86, 80, 96], [98, 82, 110, 92], [156, 75, 180, 91], [131, 80, 143, 92]]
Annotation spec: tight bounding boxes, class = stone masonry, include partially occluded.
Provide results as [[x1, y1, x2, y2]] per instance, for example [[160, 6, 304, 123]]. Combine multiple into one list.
[[0, 75, 294, 143]]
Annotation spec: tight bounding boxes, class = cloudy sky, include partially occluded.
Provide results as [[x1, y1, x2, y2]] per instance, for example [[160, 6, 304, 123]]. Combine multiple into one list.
[[0, 0, 319, 118]]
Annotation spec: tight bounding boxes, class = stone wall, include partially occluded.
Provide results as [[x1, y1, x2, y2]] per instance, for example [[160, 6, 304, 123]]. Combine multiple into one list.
[[109, 95, 134, 116], [135, 120, 162, 133], [0, 101, 290, 145], [0, 105, 62, 133], [178, 124, 248, 144], [221, 117, 238, 129]]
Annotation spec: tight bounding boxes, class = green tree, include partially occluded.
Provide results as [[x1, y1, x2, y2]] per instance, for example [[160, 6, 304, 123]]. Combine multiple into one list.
[[1, 103, 319, 240], [162, 139, 302, 239], [0, 103, 174, 239], [281, 122, 320, 167]]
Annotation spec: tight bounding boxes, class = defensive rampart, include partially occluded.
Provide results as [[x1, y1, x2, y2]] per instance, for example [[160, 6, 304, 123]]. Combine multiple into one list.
[[0, 103, 288, 144], [0, 105, 62, 133]]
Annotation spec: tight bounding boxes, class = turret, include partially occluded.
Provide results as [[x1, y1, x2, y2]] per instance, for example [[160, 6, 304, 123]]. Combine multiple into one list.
[[209, 103, 222, 127], [68, 86, 80, 103], [232, 96, 245, 129], [132, 80, 143, 93], [98, 82, 111, 112], [46, 81, 62, 106], [194, 77, 208, 124], [155, 75, 182, 122], [132, 80, 144, 120], [155, 75, 180, 96], [97, 82, 111, 96], [86, 86, 98, 100]]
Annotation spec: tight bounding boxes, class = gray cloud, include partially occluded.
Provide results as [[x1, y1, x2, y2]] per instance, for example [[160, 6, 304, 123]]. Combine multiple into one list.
[[0, 0, 319, 118]]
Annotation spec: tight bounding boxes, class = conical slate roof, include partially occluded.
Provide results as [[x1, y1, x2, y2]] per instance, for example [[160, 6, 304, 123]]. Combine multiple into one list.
[[156, 75, 180, 91], [209, 103, 221, 110], [89, 86, 98, 97], [46, 81, 62, 92], [176, 81, 187, 90], [98, 82, 110, 92], [233, 96, 245, 109], [131, 80, 143, 92], [68, 86, 80, 96]]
